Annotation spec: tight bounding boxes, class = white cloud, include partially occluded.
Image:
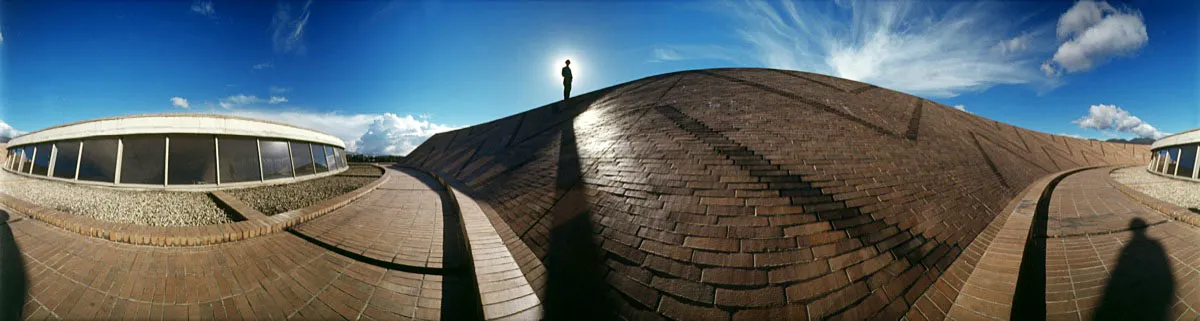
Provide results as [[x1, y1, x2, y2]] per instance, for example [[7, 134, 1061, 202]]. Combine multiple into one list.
[[1044, 1, 1147, 75], [1072, 104, 1165, 139], [170, 97, 190, 109], [953, 104, 969, 113], [271, 0, 313, 54], [269, 86, 291, 94], [219, 94, 263, 109], [252, 62, 274, 70], [354, 114, 459, 156], [221, 109, 456, 155], [269, 96, 288, 104], [708, 0, 1046, 98], [1056, 133, 1085, 139], [190, 0, 215, 18], [650, 45, 745, 63], [0, 119, 25, 140]]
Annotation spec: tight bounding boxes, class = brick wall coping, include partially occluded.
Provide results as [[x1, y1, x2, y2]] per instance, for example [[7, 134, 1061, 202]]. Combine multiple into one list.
[[0, 164, 389, 246], [1106, 165, 1200, 228], [947, 166, 1099, 320]]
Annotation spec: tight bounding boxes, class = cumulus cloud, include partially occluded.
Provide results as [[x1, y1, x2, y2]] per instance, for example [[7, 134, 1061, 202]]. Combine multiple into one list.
[[221, 109, 456, 155], [268, 96, 288, 104], [354, 114, 459, 156], [170, 97, 190, 109], [271, 0, 313, 54], [694, 0, 1046, 97], [1072, 104, 1165, 139], [252, 62, 274, 70], [190, 0, 215, 17], [1043, 1, 1147, 75], [0, 119, 24, 141]]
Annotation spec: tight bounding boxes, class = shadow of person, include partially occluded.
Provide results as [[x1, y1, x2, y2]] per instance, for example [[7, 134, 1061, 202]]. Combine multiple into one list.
[[0, 210, 28, 320], [543, 124, 614, 321], [1093, 218, 1175, 321]]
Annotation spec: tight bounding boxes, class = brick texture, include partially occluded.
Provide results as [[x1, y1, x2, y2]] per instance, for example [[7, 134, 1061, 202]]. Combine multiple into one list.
[[402, 68, 1150, 319]]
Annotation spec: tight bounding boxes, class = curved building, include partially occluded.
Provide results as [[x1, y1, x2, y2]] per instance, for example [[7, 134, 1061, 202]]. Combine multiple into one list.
[[1147, 129, 1200, 180], [2, 114, 348, 190]]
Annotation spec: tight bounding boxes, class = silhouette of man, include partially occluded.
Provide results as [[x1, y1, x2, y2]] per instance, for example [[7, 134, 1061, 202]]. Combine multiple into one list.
[[1094, 218, 1174, 321], [562, 60, 573, 101]]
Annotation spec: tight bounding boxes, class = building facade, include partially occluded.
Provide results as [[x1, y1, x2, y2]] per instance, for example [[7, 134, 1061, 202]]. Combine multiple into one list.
[[1148, 128, 1200, 181], [3, 114, 349, 190]]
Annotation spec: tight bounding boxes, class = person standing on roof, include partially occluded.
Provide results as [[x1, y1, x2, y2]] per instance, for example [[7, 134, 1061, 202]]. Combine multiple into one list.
[[562, 60, 573, 101]]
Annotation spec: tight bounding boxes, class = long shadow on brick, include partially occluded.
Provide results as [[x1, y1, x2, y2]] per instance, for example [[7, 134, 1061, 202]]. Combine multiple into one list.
[[543, 112, 615, 320], [1093, 218, 1174, 321], [0, 211, 28, 320]]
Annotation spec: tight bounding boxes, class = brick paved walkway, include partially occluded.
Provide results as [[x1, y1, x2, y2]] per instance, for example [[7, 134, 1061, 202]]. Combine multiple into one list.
[[0, 166, 539, 320], [1045, 168, 1200, 320]]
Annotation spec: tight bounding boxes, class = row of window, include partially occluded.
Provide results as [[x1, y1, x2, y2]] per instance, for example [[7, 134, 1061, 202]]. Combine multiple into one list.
[[3, 135, 347, 186], [1148, 144, 1200, 179]]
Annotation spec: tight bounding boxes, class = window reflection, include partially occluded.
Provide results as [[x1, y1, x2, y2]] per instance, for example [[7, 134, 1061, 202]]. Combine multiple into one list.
[[312, 143, 329, 172], [260, 140, 293, 180], [1176, 145, 1198, 178], [78, 138, 119, 183], [121, 136, 166, 184], [31, 143, 52, 176], [291, 142, 314, 176], [168, 135, 217, 185], [53, 141, 81, 179], [219, 136, 262, 183]]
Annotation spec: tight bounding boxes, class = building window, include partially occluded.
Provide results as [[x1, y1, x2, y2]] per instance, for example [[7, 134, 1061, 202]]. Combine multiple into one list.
[[324, 145, 336, 170], [53, 141, 81, 179], [218, 136, 262, 183], [31, 143, 53, 176], [78, 138, 119, 183], [312, 143, 329, 172], [260, 140, 293, 180], [120, 136, 166, 185], [291, 142, 315, 176], [1177, 144, 1197, 178], [168, 135, 217, 185]]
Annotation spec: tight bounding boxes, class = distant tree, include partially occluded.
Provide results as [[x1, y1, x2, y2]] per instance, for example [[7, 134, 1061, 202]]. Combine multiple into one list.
[[1105, 137, 1155, 145], [347, 153, 406, 163]]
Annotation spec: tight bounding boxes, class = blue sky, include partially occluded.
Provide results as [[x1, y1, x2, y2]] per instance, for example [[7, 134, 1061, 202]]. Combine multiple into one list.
[[1, 0, 1197, 155]]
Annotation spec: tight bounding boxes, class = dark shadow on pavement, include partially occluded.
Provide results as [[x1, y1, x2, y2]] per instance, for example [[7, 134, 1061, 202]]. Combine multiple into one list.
[[1093, 218, 1174, 321], [0, 210, 28, 320], [393, 167, 485, 321], [543, 117, 615, 320]]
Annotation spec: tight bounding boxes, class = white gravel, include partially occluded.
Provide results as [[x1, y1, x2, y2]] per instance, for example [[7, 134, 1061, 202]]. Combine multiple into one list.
[[0, 171, 236, 226], [226, 175, 376, 215], [1112, 167, 1200, 210]]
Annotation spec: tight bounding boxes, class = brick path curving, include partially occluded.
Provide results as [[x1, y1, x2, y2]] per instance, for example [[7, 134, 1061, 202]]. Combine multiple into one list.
[[1044, 168, 1200, 321]]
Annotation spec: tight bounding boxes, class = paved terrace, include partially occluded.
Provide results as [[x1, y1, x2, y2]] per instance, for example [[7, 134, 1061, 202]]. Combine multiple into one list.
[[0, 167, 540, 320]]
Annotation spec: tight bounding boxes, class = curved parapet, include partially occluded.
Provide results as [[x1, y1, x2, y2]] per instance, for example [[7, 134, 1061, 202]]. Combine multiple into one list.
[[402, 68, 1149, 319]]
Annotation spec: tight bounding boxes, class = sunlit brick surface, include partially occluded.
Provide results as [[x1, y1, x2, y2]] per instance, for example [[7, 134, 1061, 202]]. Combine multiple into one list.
[[402, 68, 1150, 319]]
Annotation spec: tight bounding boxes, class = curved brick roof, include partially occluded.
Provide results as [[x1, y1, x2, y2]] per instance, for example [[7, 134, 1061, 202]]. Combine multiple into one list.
[[401, 68, 1150, 319]]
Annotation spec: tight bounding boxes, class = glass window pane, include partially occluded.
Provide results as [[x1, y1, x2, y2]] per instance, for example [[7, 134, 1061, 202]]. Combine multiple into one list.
[[168, 135, 217, 185], [120, 136, 166, 184], [1178, 145, 1197, 178], [291, 142, 314, 176], [260, 140, 293, 180], [32, 143, 52, 176], [218, 136, 262, 183], [53, 141, 81, 179], [312, 143, 329, 172], [1167, 147, 1182, 174], [324, 146, 335, 170], [20, 146, 33, 173], [78, 138, 119, 183]]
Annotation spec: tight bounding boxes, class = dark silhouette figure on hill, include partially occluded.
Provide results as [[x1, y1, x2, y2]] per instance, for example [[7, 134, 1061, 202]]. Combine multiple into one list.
[[562, 60, 573, 101], [1093, 218, 1174, 321]]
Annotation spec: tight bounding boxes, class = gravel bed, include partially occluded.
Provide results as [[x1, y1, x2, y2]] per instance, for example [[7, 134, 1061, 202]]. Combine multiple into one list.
[[1111, 167, 1200, 209], [0, 171, 236, 226], [341, 164, 384, 176], [226, 175, 376, 215]]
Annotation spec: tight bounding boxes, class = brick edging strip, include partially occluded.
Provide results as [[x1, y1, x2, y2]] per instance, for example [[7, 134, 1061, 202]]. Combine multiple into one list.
[[1105, 166, 1200, 228], [0, 164, 389, 247]]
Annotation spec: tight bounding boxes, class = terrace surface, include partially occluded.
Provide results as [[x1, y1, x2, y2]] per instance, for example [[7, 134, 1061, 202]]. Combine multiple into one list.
[[2, 68, 1192, 320]]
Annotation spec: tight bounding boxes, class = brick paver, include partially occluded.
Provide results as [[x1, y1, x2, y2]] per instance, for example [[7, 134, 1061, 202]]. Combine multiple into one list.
[[1044, 168, 1200, 321], [294, 168, 445, 269], [401, 68, 1151, 319]]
